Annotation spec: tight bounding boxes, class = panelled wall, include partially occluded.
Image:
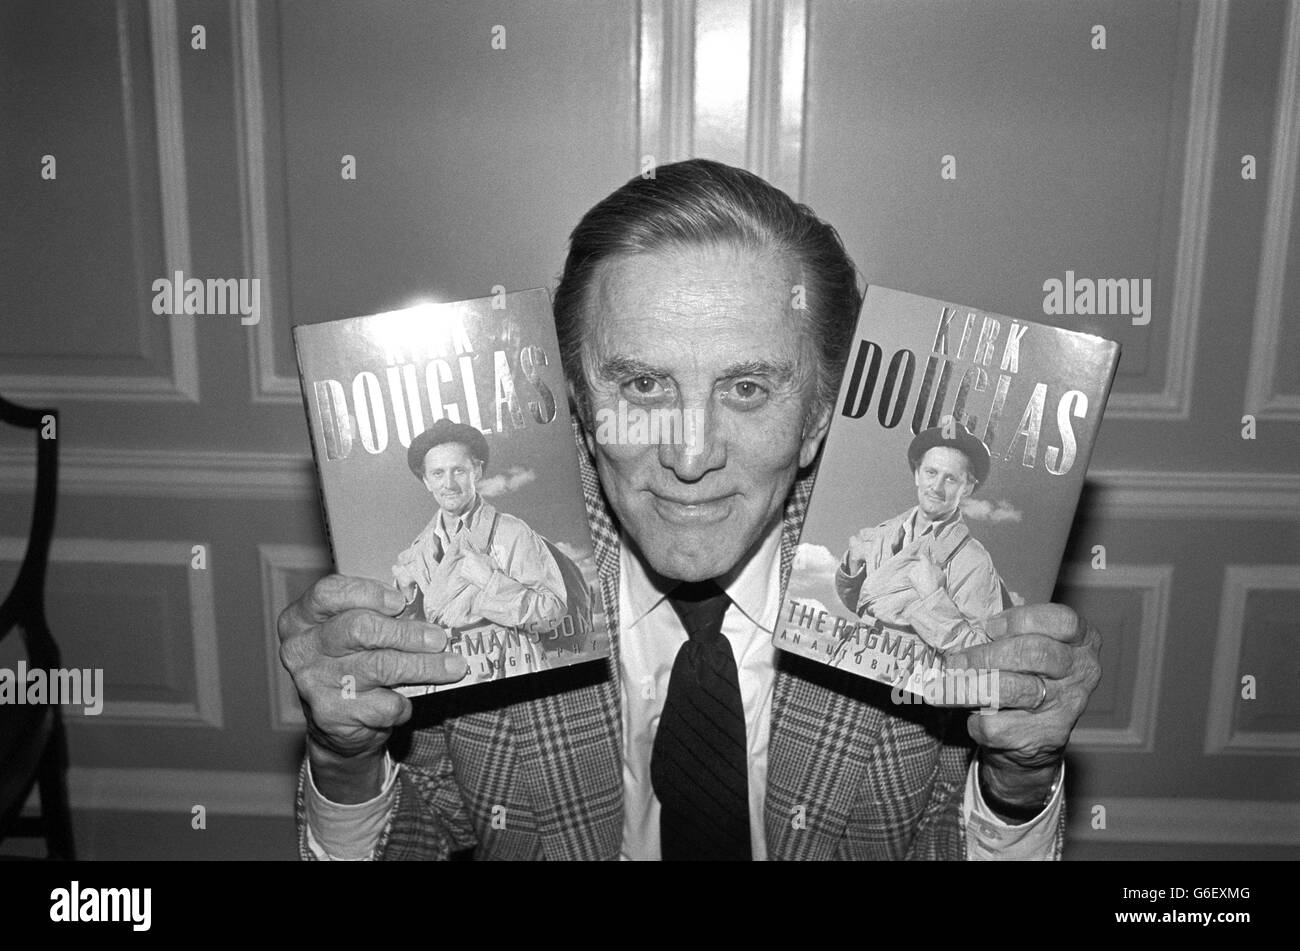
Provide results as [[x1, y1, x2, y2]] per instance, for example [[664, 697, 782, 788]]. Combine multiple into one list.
[[0, 0, 1295, 859]]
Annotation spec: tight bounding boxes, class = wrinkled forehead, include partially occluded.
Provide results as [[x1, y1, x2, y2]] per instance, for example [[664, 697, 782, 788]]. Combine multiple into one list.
[[581, 244, 813, 373]]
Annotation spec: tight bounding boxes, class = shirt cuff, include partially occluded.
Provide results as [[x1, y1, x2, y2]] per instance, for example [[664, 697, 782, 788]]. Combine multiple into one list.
[[303, 751, 399, 861], [963, 758, 1063, 860]]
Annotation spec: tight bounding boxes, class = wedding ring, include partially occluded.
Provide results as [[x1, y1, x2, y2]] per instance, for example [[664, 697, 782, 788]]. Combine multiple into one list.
[[1030, 674, 1049, 711]]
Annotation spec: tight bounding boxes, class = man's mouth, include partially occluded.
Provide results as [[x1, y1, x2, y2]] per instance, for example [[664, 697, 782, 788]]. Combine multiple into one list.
[[650, 491, 734, 526]]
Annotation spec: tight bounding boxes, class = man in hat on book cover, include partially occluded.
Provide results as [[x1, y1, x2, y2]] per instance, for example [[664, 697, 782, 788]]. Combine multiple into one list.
[[393, 418, 568, 675], [835, 419, 1006, 656]]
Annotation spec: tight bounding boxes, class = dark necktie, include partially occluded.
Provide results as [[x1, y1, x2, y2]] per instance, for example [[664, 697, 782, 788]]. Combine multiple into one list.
[[650, 579, 752, 861]]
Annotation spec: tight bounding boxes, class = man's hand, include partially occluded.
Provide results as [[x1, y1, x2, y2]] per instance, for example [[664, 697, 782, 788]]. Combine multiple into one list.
[[942, 604, 1101, 818], [456, 549, 496, 588], [907, 549, 945, 597], [277, 574, 469, 802]]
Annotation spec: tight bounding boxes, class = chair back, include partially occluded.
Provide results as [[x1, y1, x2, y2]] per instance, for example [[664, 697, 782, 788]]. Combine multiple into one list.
[[0, 395, 60, 671]]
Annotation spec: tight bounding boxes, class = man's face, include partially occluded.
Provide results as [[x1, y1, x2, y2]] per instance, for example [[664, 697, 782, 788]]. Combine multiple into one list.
[[913, 446, 975, 521], [578, 243, 830, 583], [421, 442, 481, 518]]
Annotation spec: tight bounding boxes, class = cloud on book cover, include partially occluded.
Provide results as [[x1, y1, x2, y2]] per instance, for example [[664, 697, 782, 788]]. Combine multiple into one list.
[[961, 498, 1022, 522], [788, 544, 840, 600], [478, 465, 536, 497]]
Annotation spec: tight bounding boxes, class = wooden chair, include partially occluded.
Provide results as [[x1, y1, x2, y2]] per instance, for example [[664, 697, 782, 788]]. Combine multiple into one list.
[[0, 395, 74, 859]]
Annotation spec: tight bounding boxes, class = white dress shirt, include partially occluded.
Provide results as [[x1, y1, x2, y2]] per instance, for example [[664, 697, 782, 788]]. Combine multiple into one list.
[[305, 520, 1063, 860], [618, 522, 784, 859]]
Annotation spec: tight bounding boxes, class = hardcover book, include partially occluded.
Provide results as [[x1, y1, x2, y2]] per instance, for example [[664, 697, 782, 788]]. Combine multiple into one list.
[[777, 285, 1119, 698], [292, 288, 610, 696]]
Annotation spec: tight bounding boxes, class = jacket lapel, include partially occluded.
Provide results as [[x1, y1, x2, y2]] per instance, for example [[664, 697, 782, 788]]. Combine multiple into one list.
[[505, 424, 625, 859]]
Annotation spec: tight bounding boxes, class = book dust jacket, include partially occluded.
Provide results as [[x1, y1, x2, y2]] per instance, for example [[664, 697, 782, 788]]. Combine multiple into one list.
[[777, 286, 1119, 699], [293, 289, 610, 696]]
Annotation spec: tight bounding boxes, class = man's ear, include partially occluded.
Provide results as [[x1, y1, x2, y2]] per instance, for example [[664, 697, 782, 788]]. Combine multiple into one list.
[[798, 401, 834, 469]]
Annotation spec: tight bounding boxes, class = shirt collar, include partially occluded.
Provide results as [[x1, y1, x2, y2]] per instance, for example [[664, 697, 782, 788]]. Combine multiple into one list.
[[437, 493, 482, 537], [620, 517, 784, 632], [907, 504, 963, 541]]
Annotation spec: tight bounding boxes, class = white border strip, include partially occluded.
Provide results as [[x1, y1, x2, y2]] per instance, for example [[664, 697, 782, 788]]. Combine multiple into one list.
[[1066, 796, 1300, 845], [5, 449, 1298, 515], [1107, 0, 1223, 420], [23, 771, 1295, 847], [24, 767, 296, 818], [1244, 0, 1300, 421], [1087, 469, 1300, 520], [232, 0, 294, 404], [0, 448, 314, 500]]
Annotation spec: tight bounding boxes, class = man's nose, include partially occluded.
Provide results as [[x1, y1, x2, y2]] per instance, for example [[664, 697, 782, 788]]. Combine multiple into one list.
[[658, 400, 724, 480]]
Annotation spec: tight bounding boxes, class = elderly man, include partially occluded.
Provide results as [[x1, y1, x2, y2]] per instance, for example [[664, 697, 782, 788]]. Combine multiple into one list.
[[278, 159, 1101, 860], [835, 422, 1004, 656]]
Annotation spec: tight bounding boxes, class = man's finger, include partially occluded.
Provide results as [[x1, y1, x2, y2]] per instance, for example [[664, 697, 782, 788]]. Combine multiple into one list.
[[983, 670, 1052, 711], [352, 689, 414, 730], [355, 647, 469, 689], [946, 633, 1072, 679], [296, 574, 407, 625], [323, 610, 448, 656], [985, 603, 1088, 643]]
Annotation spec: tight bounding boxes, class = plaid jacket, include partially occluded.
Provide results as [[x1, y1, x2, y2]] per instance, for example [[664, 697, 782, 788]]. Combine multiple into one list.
[[296, 427, 1066, 860]]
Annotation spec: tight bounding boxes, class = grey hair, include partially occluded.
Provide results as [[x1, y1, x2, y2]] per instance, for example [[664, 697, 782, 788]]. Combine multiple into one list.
[[552, 158, 863, 424]]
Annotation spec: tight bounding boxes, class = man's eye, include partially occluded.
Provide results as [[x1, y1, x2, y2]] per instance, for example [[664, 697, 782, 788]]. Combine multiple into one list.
[[622, 376, 668, 401], [726, 379, 768, 405]]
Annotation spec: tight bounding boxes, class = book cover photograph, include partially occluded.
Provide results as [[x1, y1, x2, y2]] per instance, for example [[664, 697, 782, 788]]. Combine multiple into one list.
[[292, 288, 611, 696], [778, 285, 1120, 698]]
